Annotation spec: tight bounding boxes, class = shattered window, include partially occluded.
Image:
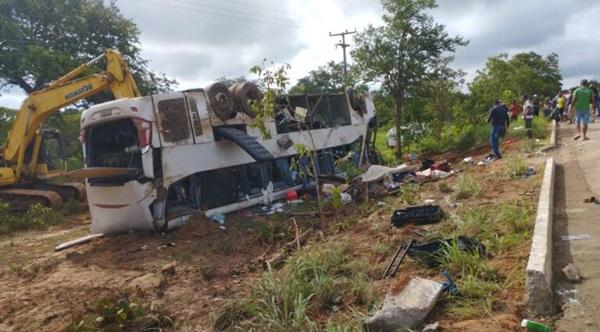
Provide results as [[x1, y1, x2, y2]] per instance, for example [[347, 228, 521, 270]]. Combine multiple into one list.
[[187, 97, 203, 136], [157, 98, 191, 142], [327, 95, 351, 126]]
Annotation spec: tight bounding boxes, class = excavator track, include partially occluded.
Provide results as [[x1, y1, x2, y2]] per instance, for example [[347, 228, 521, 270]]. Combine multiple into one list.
[[0, 188, 63, 210], [29, 182, 87, 202]]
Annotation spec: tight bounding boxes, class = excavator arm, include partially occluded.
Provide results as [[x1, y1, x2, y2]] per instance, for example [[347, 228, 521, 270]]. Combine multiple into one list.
[[0, 49, 140, 185]]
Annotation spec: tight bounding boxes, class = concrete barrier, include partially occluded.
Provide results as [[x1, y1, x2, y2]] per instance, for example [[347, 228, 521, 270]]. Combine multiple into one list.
[[550, 120, 557, 147], [525, 157, 556, 316]]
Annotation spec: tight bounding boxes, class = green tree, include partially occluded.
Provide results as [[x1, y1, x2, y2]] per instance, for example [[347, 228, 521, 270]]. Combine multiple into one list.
[[352, 0, 467, 159], [468, 52, 562, 115], [289, 61, 367, 94], [0, 0, 176, 97], [422, 58, 466, 137], [0, 106, 17, 142]]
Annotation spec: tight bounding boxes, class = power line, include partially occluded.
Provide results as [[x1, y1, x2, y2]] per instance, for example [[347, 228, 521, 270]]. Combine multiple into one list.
[[223, 0, 321, 21], [166, 0, 304, 26], [329, 29, 356, 83], [130, 0, 302, 29]]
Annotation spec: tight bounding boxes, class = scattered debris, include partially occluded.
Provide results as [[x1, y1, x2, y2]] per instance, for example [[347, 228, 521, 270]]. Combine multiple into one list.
[[521, 319, 551, 332], [555, 288, 580, 306], [562, 263, 581, 282], [377, 201, 386, 207], [341, 192, 352, 205], [285, 190, 298, 201], [561, 234, 592, 241], [208, 213, 226, 230], [391, 205, 445, 228], [383, 239, 414, 279], [55, 233, 104, 251], [364, 277, 443, 331], [448, 202, 462, 209], [583, 196, 600, 204], [441, 271, 458, 295], [157, 242, 176, 249], [360, 164, 412, 184], [525, 166, 536, 177], [161, 262, 176, 276], [463, 156, 475, 164], [422, 321, 441, 332], [407, 236, 486, 268]]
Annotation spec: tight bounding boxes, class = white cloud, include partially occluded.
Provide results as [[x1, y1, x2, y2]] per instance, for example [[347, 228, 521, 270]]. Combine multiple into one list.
[[2, 0, 600, 109]]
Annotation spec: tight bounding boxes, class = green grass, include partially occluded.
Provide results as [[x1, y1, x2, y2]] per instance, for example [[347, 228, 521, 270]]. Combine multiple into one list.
[[504, 155, 528, 178], [0, 202, 66, 235], [213, 241, 376, 331], [453, 173, 481, 200], [430, 200, 535, 320]]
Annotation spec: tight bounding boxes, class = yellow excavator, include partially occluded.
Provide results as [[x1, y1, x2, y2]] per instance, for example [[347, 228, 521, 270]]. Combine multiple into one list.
[[0, 49, 140, 209]]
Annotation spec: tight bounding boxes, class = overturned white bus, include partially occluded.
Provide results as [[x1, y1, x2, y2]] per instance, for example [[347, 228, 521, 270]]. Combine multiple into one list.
[[76, 82, 377, 234]]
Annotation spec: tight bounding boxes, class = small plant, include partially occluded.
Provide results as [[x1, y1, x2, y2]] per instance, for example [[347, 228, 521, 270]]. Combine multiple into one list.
[[453, 173, 480, 200], [505, 155, 528, 178], [399, 183, 419, 205], [67, 297, 172, 332], [0, 201, 65, 235]]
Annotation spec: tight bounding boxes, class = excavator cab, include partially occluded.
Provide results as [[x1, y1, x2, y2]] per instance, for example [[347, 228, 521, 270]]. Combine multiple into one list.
[[35, 129, 68, 177]]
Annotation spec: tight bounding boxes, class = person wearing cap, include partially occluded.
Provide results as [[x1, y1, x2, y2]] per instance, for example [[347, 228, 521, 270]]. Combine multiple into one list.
[[487, 100, 510, 159], [570, 79, 594, 140]]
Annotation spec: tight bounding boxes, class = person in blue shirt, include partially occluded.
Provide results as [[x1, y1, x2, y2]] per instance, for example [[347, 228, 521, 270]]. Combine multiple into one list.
[[487, 100, 510, 159]]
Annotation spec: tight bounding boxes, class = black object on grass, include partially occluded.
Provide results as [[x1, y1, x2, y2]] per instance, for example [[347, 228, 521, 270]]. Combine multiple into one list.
[[391, 205, 444, 228]]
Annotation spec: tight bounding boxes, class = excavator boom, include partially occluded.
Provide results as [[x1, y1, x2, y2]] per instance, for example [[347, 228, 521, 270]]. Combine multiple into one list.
[[0, 49, 140, 208]]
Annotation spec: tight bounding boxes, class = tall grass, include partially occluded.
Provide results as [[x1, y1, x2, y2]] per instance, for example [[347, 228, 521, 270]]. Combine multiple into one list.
[[453, 173, 481, 200], [214, 241, 375, 331], [505, 155, 528, 178]]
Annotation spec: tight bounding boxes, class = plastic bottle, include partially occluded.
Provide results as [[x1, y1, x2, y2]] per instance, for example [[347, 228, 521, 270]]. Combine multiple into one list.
[[521, 319, 551, 332]]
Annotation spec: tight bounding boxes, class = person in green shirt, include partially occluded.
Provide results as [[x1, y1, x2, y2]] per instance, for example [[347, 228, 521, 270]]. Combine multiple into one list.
[[571, 79, 594, 140]]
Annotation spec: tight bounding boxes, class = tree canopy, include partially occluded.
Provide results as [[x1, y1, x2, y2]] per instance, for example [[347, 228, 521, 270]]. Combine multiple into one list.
[[352, 0, 467, 158], [289, 61, 367, 95], [468, 52, 562, 113], [0, 0, 176, 97]]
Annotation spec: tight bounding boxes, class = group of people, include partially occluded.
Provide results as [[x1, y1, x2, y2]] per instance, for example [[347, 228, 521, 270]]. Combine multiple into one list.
[[487, 79, 597, 159]]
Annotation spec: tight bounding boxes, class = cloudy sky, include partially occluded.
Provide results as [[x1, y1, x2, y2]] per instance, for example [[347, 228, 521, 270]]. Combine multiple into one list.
[[1, 0, 598, 108]]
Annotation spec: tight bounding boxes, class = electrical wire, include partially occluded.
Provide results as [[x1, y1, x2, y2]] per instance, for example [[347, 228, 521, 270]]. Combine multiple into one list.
[[129, 0, 303, 29], [165, 0, 304, 25]]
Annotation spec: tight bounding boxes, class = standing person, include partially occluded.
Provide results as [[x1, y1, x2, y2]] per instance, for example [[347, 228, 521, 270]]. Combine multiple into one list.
[[570, 79, 594, 140], [522, 95, 534, 139], [487, 100, 510, 159], [532, 94, 540, 116], [508, 99, 520, 120], [543, 97, 552, 117], [556, 91, 566, 121]]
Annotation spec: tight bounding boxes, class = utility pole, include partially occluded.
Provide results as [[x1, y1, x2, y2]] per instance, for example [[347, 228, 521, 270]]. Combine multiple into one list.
[[329, 29, 356, 83]]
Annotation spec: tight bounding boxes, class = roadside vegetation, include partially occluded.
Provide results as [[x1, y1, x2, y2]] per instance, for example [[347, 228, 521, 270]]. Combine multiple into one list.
[[0, 200, 84, 235], [67, 297, 173, 332]]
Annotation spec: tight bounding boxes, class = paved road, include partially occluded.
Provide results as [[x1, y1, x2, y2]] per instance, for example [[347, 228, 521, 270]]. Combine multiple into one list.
[[553, 121, 600, 331]]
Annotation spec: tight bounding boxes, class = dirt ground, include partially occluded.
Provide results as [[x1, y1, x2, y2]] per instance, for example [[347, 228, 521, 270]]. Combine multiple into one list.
[[0, 137, 548, 331]]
